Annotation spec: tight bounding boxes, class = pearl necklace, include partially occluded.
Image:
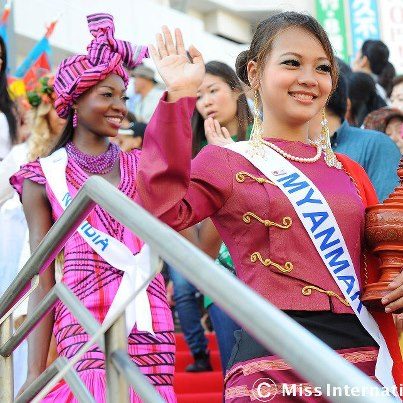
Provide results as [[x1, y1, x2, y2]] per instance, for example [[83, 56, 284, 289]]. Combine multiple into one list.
[[259, 138, 322, 163]]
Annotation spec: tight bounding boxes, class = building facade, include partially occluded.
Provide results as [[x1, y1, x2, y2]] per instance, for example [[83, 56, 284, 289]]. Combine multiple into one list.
[[6, 0, 403, 77]]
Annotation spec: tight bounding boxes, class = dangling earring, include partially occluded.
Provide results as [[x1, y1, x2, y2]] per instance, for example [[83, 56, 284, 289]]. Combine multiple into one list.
[[73, 110, 78, 128], [320, 108, 342, 169], [249, 90, 264, 154]]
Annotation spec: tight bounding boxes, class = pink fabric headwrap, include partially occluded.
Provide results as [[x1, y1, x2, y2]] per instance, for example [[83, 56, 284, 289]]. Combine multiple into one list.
[[54, 13, 148, 118]]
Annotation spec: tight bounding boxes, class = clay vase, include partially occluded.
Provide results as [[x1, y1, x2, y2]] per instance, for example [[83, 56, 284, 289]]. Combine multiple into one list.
[[362, 157, 403, 313]]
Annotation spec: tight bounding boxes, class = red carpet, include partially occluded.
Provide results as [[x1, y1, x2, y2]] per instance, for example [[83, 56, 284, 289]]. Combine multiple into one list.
[[174, 333, 223, 402]]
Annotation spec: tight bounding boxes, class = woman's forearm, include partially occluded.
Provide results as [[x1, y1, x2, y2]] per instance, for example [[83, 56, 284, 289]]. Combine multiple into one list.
[[26, 265, 55, 375], [198, 219, 221, 258], [22, 180, 56, 376], [180, 227, 200, 248], [179, 219, 222, 259]]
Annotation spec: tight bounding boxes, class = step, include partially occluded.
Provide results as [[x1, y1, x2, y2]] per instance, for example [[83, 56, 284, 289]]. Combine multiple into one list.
[[177, 392, 223, 403], [174, 371, 224, 394], [175, 332, 219, 352], [175, 350, 222, 372]]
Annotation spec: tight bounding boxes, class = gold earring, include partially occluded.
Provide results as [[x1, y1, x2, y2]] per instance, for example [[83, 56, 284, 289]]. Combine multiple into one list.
[[249, 90, 263, 153], [320, 108, 342, 169]]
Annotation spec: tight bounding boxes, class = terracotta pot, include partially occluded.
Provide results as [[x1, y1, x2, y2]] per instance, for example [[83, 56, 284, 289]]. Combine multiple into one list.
[[362, 158, 403, 313]]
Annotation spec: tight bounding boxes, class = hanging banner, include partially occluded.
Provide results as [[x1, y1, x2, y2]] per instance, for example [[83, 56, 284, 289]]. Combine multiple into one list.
[[379, 0, 403, 73], [315, 0, 349, 62], [348, 0, 380, 58]]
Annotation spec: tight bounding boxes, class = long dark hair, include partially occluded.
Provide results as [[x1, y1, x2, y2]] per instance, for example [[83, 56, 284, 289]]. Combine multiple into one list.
[[191, 61, 252, 156], [0, 36, 17, 144], [49, 110, 74, 153], [378, 61, 396, 98], [348, 72, 386, 127]]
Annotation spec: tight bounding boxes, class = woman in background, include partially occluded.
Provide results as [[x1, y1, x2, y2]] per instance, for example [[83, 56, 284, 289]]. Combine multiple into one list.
[[346, 72, 386, 127], [0, 74, 65, 395], [194, 60, 252, 374], [168, 60, 252, 374], [192, 60, 252, 154], [0, 36, 17, 160]]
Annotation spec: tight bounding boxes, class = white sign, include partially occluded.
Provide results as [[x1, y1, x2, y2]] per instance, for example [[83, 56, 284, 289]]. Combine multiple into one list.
[[379, 0, 403, 73]]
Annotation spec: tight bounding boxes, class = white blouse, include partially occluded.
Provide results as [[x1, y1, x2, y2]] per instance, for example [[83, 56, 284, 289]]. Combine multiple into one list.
[[0, 112, 11, 160]]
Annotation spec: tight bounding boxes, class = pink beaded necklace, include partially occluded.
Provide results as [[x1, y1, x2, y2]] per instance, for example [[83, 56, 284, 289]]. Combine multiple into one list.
[[65, 141, 120, 174]]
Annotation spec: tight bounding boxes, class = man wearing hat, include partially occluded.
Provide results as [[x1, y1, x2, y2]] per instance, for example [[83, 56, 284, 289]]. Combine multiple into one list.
[[131, 65, 164, 123]]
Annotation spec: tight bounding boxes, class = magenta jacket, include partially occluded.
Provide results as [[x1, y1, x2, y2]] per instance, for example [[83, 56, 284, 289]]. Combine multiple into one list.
[[137, 94, 368, 314]]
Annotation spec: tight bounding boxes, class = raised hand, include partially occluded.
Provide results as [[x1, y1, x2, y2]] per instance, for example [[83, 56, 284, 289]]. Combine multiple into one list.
[[204, 117, 234, 147], [149, 26, 205, 102]]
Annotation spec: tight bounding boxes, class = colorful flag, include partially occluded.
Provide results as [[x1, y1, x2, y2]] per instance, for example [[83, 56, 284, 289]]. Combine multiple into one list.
[[7, 77, 26, 100], [14, 20, 57, 90], [0, 0, 12, 43]]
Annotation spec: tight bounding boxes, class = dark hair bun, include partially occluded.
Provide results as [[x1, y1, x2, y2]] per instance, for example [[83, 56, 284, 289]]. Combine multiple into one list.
[[236, 50, 250, 86]]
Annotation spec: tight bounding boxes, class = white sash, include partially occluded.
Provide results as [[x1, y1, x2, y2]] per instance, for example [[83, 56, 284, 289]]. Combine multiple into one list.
[[40, 148, 154, 336], [225, 141, 395, 389]]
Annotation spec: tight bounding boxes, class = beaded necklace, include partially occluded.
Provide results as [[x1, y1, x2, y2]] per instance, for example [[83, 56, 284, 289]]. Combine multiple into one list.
[[65, 141, 120, 174], [259, 138, 322, 163]]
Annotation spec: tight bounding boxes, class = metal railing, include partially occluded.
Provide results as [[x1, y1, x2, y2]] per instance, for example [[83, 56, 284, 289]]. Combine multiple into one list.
[[0, 176, 397, 402]]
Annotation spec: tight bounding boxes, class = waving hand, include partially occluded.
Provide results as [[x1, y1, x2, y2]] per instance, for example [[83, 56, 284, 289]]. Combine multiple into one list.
[[149, 26, 205, 102]]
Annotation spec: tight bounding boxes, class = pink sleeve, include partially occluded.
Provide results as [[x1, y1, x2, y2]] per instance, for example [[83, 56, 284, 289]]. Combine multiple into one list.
[[10, 160, 46, 199], [136, 93, 233, 230]]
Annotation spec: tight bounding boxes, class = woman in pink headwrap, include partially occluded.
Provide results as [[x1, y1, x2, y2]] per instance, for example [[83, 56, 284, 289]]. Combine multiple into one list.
[[11, 14, 176, 402]]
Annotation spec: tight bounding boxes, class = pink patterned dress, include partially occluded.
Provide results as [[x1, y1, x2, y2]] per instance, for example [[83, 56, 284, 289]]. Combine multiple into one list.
[[11, 149, 176, 402]]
